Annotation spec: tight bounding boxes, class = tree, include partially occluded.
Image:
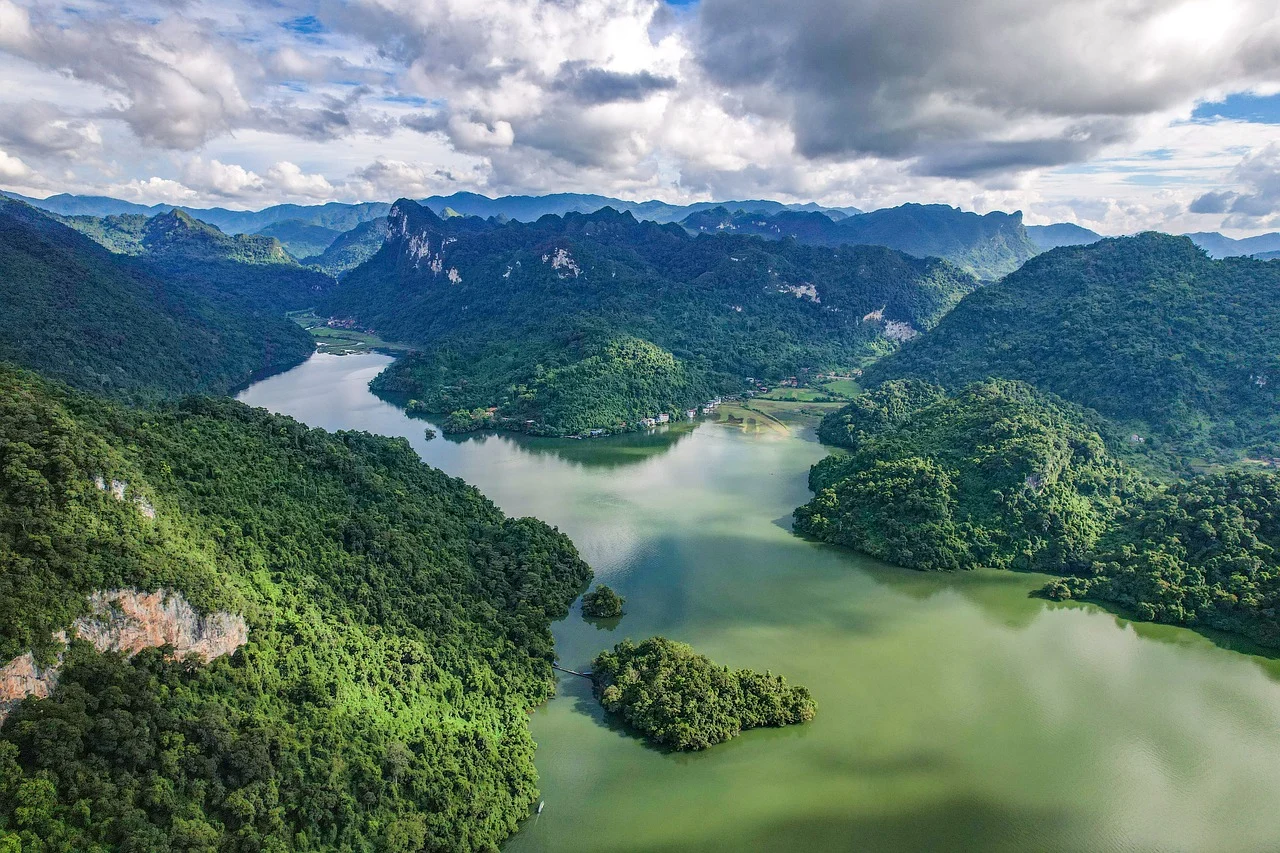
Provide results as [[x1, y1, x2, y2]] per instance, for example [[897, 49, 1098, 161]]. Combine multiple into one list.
[[582, 585, 625, 618]]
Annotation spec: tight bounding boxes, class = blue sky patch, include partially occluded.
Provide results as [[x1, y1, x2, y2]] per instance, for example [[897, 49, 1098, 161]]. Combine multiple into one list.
[[282, 15, 326, 35], [1192, 92, 1280, 124]]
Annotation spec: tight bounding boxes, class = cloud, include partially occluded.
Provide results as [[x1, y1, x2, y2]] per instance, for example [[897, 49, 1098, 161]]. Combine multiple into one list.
[[183, 159, 265, 198], [0, 147, 32, 181], [178, 157, 336, 201], [552, 62, 676, 104], [1189, 190, 1236, 214], [1195, 143, 1280, 225], [692, 0, 1280, 177], [113, 176, 200, 206], [1, 0, 1279, 235], [347, 158, 465, 199], [266, 161, 335, 199], [0, 101, 102, 160], [0, 1, 255, 149]]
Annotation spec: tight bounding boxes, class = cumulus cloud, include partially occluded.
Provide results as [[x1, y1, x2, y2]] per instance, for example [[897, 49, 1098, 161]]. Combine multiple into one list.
[[266, 161, 335, 199], [0, 147, 32, 182], [177, 157, 337, 201], [1, 0, 1279, 234], [113, 176, 200, 206], [0, 101, 102, 160], [346, 158, 466, 199], [693, 0, 1280, 177], [182, 159, 265, 198], [1192, 143, 1280, 225], [0, 0, 255, 149]]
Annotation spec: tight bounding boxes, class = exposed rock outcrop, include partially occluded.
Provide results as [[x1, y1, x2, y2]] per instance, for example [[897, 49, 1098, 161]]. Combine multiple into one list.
[[0, 589, 247, 723]]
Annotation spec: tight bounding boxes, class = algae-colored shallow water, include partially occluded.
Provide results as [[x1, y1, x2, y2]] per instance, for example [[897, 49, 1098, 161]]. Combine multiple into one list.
[[240, 353, 1280, 853]]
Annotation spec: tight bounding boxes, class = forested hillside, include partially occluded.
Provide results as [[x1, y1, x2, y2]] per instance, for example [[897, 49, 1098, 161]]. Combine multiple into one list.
[[797, 380, 1139, 572], [62, 208, 336, 315], [0, 364, 591, 851], [301, 216, 390, 277], [378, 335, 718, 435], [865, 233, 1280, 460], [0, 199, 313, 399], [799, 379, 1280, 648], [327, 199, 978, 433], [682, 203, 1040, 279]]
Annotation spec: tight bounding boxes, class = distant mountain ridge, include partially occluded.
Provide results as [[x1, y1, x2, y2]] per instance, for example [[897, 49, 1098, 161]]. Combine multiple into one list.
[[0, 190, 390, 239], [418, 191, 861, 223], [1026, 223, 1104, 251], [682, 203, 1040, 279], [1183, 231, 1280, 259], [0, 189, 857, 234]]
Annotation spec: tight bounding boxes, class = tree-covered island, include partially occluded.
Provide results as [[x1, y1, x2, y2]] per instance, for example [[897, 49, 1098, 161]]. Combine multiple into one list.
[[590, 637, 816, 751], [582, 585, 626, 618]]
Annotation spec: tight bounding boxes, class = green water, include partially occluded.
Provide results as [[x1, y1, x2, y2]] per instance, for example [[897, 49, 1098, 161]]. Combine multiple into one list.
[[240, 353, 1280, 853]]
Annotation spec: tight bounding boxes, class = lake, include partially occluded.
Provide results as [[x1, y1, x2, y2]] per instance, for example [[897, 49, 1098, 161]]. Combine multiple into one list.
[[239, 352, 1280, 853]]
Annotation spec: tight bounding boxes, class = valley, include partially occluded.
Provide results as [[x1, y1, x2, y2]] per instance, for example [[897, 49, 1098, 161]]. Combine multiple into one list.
[[4, 3, 1280, 850], [4, 192, 1280, 852]]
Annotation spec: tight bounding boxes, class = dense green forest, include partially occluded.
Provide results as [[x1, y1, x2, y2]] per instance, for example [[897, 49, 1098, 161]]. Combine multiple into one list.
[[800, 379, 1280, 647], [334, 200, 977, 432], [0, 364, 592, 851], [1041, 472, 1280, 648], [63, 209, 295, 264], [681, 203, 1039, 279], [0, 199, 314, 400], [382, 334, 716, 435], [865, 233, 1280, 460], [581, 585, 625, 618], [796, 380, 1140, 572], [590, 638, 815, 751]]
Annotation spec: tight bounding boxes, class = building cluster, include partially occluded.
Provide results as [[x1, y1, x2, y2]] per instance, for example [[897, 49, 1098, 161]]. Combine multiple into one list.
[[635, 398, 723, 430]]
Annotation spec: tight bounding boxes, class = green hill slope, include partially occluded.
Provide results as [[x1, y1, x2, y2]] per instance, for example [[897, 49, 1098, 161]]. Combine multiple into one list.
[[865, 233, 1280, 459], [301, 216, 390, 277], [0, 364, 591, 850], [798, 379, 1280, 647], [797, 380, 1138, 572], [0, 199, 313, 399], [62, 208, 337, 315]]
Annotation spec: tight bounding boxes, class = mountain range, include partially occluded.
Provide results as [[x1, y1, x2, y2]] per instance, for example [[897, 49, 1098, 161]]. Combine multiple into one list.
[[683, 203, 1041, 279], [327, 199, 978, 433]]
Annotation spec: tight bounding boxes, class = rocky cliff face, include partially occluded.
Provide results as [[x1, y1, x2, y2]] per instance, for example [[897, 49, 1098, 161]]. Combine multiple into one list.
[[0, 589, 247, 722]]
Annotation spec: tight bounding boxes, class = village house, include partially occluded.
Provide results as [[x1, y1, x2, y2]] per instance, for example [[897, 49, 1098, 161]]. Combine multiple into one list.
[[657, 413, 670, 424]]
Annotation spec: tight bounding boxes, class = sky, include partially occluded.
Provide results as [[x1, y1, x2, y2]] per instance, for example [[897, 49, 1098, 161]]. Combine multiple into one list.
[[0, 0, 1278, 235]]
